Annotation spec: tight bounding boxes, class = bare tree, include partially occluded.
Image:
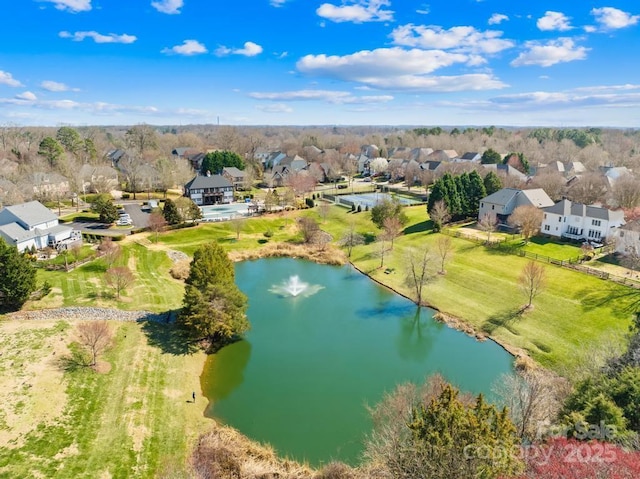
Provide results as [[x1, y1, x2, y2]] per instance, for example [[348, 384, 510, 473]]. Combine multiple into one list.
[[493, 370, 561, 441], [377, 233, 391, 269], [297, 216, 319, 243], [565, 172, 607, 205], [70, 243, 83, 265], [429, 200, 451, 232], [405, 247, 433, 305], [230, 217, 245, 240], [76, 321, 112, 367], [148, 210, 167, 243], [339, 221, 365, 258], [478, 213, 499, 243], [528, 171, 566, 202], [519, 261, 546, 309], [98, 237, 121, 269], [610, 174, 640, 209], [125, 124, 157, 157], [435, 235, 454, 274], [287, 171, 316, 199], [105, 266, 135, 299], [508, 205, 543, 243], [318, 201, 331, 223], [382, 216, 403, 249]]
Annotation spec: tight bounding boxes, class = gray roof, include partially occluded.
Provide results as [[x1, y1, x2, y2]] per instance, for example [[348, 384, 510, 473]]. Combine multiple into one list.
[[481, 188, 520, 206], [185, 174, 232, 190], [0, 222, 37, 243], [1, 201, 57, 228], [543, 199, 624, 221], [222, 167, 246, 178], [460, 152, 480, 160], [519, 189, 555, 208]]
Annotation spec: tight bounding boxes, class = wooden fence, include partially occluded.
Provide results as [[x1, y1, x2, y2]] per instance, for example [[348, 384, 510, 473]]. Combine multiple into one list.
[[441, 227, 640, 288]]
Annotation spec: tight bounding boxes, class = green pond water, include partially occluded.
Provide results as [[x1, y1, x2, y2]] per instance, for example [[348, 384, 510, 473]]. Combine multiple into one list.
[[201, 258, 513, 466]]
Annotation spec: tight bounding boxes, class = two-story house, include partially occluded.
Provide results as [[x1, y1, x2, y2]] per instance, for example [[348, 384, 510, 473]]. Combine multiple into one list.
[[184, 173, 233, 205], [0, 201, 80, 252], [540, 199, 624, 243], [478, 188, 554, 226]]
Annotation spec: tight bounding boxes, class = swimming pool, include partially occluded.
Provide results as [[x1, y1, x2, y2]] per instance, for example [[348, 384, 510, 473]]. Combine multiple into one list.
[[199, 203, 250, 221], [334, 192, 420, 209]]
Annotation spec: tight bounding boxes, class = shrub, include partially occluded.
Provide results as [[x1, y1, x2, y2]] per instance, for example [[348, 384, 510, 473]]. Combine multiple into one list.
[[121, 193, 130, 199], [169, 260, 190, 281], [305, 197, 315, 208], [264, 230, 273, 238], [357, 204, 362, 212]]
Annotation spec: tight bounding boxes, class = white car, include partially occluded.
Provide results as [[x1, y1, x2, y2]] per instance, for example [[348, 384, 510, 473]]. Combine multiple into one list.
[[116, 217, 132, 226]]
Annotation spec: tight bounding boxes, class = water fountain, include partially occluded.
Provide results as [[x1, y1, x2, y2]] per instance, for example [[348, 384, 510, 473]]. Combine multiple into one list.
[[269, 274, 323, 298]]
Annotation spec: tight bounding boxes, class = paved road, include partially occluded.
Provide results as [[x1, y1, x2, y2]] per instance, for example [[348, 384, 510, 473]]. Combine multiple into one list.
[[65, 201, 149, 235]]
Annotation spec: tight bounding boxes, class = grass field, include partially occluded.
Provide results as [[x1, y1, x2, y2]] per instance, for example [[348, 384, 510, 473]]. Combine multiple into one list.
[[0, 318, 211, 478]]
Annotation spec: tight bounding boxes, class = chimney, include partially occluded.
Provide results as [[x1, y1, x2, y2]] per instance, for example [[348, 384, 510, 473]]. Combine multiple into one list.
[[206, 170, 211, 177]]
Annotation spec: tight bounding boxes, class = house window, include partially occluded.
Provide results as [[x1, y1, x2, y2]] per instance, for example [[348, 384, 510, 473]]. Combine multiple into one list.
[[492, 205, 495, 210], [558, 217, 562, 222], [544, 214, 547, 219], [544, 225, 550, 231], [481, 202, 484, 208], [592, 219, 601, 226], [588, 230, 602, 239]]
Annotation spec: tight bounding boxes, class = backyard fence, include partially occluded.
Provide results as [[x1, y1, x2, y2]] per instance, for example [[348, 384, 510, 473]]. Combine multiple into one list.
[[441, 227, 640, 288]]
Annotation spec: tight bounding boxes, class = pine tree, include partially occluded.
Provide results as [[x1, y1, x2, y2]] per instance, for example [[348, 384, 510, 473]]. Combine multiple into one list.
[[484, 171, 503, 195], [178, 243, 249, 346], [0, 239, 37, 312], [467, 170, 487, 217], [163, 198, 182, 225]]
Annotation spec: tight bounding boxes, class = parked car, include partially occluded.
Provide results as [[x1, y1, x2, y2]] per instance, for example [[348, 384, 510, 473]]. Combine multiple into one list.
[[116, 217, 132, 226]]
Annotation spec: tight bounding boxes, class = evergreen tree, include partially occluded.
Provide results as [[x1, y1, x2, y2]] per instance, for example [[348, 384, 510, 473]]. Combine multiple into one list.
[[200, 150, 245, 175], [467, 170, 487, 217], [178, 243, 249, 346], [427, 178, 447, 213], [56, 126, 82, 155], [442, 173, 462, 218], [481, 148, 501, 164], [91, 194, 119, 223], [455, 173, 471, 217], [162, 198, 181, 225], [0, 239, 37, 312], [38, 136, 64, 167], [484, 171, 502, 195]]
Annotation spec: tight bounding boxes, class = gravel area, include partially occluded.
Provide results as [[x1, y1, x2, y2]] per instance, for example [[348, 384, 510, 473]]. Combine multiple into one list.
[[4, 307, 173, 323], [166, 250, 190, 263]]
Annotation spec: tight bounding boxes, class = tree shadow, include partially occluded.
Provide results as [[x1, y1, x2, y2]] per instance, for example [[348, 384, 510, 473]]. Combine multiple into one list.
[[577, 283, 640, 315], [139, 310, 199, 356], [481, 307, 524, 335], [404, 220, 432, 235]]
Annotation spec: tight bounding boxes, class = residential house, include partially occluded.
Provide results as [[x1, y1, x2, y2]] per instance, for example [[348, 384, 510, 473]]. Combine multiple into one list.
[[264, 151, 287, 170], [600, 166, 632, 187], [185, 151, 207, 171], [478, 188, 554, 226], [541, 199, 624, 242], [419, 161, 443, 173], [613, 220, 640, 255], [0, 200, 80, 252], [23, 172, 70, 200], [410, 148, 434, 162], [482, 164, 528, 183], [356, 154, 371, 175], [222, 167, 247, 190], [184, 173, 233, 205], [457, 152, 481, 163], [78, 164, 119, 194], [427, 150, 457, 162], [105, 149, 127, 167], [361, 144, 379, 158]]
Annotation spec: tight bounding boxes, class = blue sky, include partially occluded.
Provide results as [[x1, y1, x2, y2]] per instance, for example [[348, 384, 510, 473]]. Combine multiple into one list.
[[0, 0, 639, 127]]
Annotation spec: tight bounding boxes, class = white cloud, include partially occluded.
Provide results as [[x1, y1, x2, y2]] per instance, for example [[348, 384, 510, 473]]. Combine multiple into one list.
[[511, 38, 589, 67], [391, 24, 514, 54], [59, 31, 137, 44], [41, 0, 91, 13], [151, 0, 183, 14], [296, 48, 507, 92], [249, 89, 394, 104], [270, 0, 288, 6], [40, 80, 79, 92], [0, 71, 22, 87], [537, 11, 573, 31], [250, 90, 352, 102], [215, 41, 263, 57], [256, 103, 293, 113], [161, 40, 207, 56], [488, 13, 508, 25], [416, 4, 430, 15], [591, 7, 639, 30], [15, 91, 37, 101], [317, 0, 393, 23]]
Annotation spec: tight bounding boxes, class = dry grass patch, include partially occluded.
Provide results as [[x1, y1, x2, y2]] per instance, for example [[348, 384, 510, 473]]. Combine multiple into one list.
[[228, 242, 346, 265]]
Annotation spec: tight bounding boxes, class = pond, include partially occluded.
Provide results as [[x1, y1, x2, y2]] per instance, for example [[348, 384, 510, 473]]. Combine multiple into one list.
[[201, 258, 513, 466]]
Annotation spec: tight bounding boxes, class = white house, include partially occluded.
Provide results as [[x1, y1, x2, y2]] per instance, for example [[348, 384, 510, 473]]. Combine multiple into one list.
[[613, 220, 640, 255], [478, 188, 554, 226], [0, 201, 80, 252], [541, 199, 624, 242]]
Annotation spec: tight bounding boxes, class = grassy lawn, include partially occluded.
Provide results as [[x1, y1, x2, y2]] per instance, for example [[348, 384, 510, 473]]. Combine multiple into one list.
[[26, 204, 636, 372], [0, 319, 211, 478], [512, 236, 584, 261]]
